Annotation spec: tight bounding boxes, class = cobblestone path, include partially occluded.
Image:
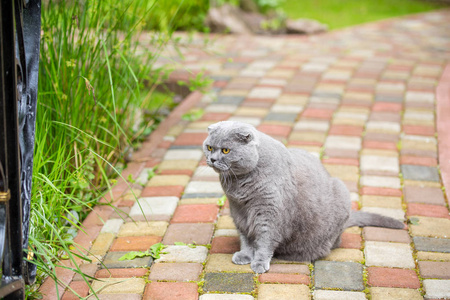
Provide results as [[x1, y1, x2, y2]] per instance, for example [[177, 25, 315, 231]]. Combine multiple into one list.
[[41, 10, 450, 300]]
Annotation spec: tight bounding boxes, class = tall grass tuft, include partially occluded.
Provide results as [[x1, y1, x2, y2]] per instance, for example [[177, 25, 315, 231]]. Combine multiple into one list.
[[28, 0, 183, 298]]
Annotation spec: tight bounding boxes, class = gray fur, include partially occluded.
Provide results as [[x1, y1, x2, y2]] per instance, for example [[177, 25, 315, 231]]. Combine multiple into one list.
[[203, 121, 404, 273]]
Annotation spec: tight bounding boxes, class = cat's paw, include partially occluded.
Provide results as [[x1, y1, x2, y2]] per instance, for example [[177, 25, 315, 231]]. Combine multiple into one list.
[[251, 260, 270, 273], [232, 251, 252, 265]]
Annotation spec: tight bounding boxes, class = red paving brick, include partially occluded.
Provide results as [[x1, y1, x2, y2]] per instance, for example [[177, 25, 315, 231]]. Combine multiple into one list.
[[301, 108, 334, 119], [329, 125, 364, 136], [210, 236, 241, 254], [403, 125, 435, 136], [257, 124, 292, 137], [400, 156, 437, 166], [367, 267, 420, 288], [171, 204, 219, 223], [340, 232, 362, 249], [322, 157, 359, 166], [143, 282, 198, 300], [362, 140, 397, 151], [361, 187, 402, 197], [173, 133, 208, 146], [363, 227, 411, 243], [61, 281, 89, 300], [259, 273, 310, 285], [407, 203, 450, 219], [141, 185, 184, 198], [110, 236, 162, 252], [201, 113, 232, 121], [418, 261, 450, 279]]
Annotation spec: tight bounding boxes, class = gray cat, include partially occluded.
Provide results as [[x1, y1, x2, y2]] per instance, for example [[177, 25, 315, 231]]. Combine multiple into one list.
[[203, 121, 404, 273]]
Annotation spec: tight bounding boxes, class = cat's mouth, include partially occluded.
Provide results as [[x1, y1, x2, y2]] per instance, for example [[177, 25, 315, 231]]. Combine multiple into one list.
[[208, 161, 229, 173]]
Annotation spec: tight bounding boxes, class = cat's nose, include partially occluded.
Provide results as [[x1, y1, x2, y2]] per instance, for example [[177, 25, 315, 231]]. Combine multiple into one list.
[[210, 158, 216, 164]]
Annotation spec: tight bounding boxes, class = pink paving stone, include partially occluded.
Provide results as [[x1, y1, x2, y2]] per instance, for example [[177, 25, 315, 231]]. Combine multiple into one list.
[[141, 186, 184, 198], [258, 273, 310, 285], [268, 264, 310, 275], [361, 187, 402, 197], [61, 281, 89, 300], [214, 81, 228, 88], [117, 199, 135, 207], [73, 225, 102, 255], [145, 158, 162, 168], [418, 261, 450, 279], [403, 125, 435, 136], [351, 202, 359, 211], [82, 206, 114, 227], [367, 267, 420, 288], [72, 264, 98, 281], [404, 186, 446, 205], [289, 140, 323, 147], [400, 156, 437, 167], [301, 108, 334, 119], [324, 149, 359, 159], [95, 268, 148, 278], [407, 203, 450, 219], [201, 113, 232, 121], [149, 262, 203, 281], [159, 169, 194, 176], [162, 223, 214, 245], [257, 124, 292, 137], [322, 157, 359, 166], [328, 125, 364, 136], [171, 204, 220, 223], [210, 236, 241, 254], [143, 282, 198, 300], [173, 133, 208, 146], [110, 236, 162, 252], [363, 227, 411, 243], [340, 233, 362, 249], [362, 140, 397, 151]]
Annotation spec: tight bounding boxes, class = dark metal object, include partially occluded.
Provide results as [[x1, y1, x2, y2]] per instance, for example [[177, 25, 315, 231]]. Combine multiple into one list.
[[0, 0, 41, 298]]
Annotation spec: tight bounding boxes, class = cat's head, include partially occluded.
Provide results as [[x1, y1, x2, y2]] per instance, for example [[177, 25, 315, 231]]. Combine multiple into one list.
[[203, 121, 259, 176]]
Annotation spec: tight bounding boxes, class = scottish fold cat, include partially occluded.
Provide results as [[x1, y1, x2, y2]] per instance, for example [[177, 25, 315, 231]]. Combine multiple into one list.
[[203, 121, 404, 273]]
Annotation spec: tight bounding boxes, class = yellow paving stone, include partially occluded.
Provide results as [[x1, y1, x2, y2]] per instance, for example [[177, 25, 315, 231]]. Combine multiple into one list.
[[90, 278, 146, 294], [258, 284, 310, 300], [323, 248, 364, 263], [290, 132, 326, 143], [220, 89, 248, 97], [316, 83, 345, 93], [167, 124, 185, 137], [338, 107, 370, 114], [401, 140, 437, 152], [186, 121, 215, 130], [213, 69, 240, 77], [205, 254, 252, 272], [361, 195, 403, 209], [403, 180, 441, 188], [343, 92, 373, 101], [344, 227, 362, 235], [410, 216, 450, 238], [122, 189, 142, 201], [217, 215, 236, 229], [324, 165, 359, 182], [360, 149, 399, 157], [288, 145, 322, 155], [277, 95, 308, 106], [118, 221, 168, 237], [331, 118, 366, 126], [370, 287, 422, 300], [402, 119, 435, 126], [147, 175, 191, 187], [179, 198, 219, 205], [234, 107, 268, 117], [265, 69, 295, 78], [417, 251, 450, 262], [89, 233, 115, 256], [158, 160, 198, 171]]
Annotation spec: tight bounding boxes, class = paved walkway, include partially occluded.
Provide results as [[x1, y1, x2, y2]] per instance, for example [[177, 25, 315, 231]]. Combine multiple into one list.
[[41, 10, 450, 300]]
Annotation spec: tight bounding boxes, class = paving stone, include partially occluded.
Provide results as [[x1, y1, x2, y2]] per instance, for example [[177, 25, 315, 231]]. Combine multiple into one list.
[[203, 273, 254, 293], [147, 175, 190, 187], [323, 164, 359, 181], [216, 95, 245, 105], [200, 294, 254, 300], [361, 207, 405, 221], [302, 108, 335, 119], [110, 236, 161, 252], [363, 227, 411, 243], [171, 204, 219, 223], [414, 237, 450, 253], [259, 273, 310, 284], [325, 136, 362, 151], [214, 229, 239, 237], [264, 112, 298, 123], [90, 233, 115, 256], [401, 165, 440, 182], [404, 186, 446, 205], [361, 195, 403, 209], [361, 187, 402, 197], [258, 124, 292, 137], [62, 281, 89, 300], [419, 261, 450, 279], [149, 262, 203, 281], [313, 290, 367, 300], [248, 87, 282, 98], [217, 215, 237, 229], [205, 254, 252, 272], [156, 245, 208, 263], [360, 175, 401, 189], [161, 221, 214, 244], [185, 181, 223, 194], [360, 155, 399, 174], [95, 268, 148, 278], [294, 120, 330, 132], [164, 149, 203, 161], [423, 279, 450, 299], [129, 197, 179, 217], [210, 236, 240, 254], [206, 104, 239, 114], [227, 116, 262, 126], [193, 166, 219, 178], [407, 203, 450, 219], [118, 221, 168, 237], [418, 251, 450, 262], [323, 248, 364, 262], [410, 216, 450, 238], [271, 104, 303, 113], [267, 263, 310, 275], [366, 121, 401, 133], [367, 267, 420, 288], [100, 219, 124, 235], [72, 263, 98, 281], [314, 261, 364, 290], [158, 160, 198, 173], [364, 241, 415, 268], [90, 278, 146, 294], [370, 287, 423, 300], [290, 131, 326, 143], [340, 233, 362, 249], [143, 282, 198, 300], [258, 284, 310, 300]]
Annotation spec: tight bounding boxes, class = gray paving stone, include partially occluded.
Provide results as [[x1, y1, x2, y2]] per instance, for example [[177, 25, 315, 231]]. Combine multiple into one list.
[[182, 193, 224, 199], [360, 176, 401, 189], [248, 87, 282, 99], [360, 155, 399, 173], [414, 237, 450, 253], [423, 279, 450, 299], [401, 165, 440, 182], [100, 219, 124, 234], [375, 94, 403, 102], [313, 290, 367, 300], [205, 104, 238, 113], [216, 96, 245, 105], [264, 112, 298, 123], [365, 241, 415, 268], [227, 116, 262, 126], [294, 120, 330, 132], [185, 181, 223, 194], [203, 273, 255, 293], [129, 197, 179, 216], [404, 186, 446, 205], [314, 261, 364, 291], [164, 149, 203, 161], [324, 136, 362, 151], [101, 251, 153, 269]]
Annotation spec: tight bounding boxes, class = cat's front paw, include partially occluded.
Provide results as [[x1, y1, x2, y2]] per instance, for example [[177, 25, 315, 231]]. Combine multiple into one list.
[[251, 260, 270, 273], [232, 251, 252, 265]]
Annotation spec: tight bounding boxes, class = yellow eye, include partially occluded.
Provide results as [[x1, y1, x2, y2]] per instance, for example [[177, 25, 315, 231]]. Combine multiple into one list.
[[207, 145, 213, 151], [222, 148, 230, 154]]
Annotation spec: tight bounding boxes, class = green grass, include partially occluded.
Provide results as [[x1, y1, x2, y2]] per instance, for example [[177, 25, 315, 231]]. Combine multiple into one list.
[[280, 0, 448, 30]]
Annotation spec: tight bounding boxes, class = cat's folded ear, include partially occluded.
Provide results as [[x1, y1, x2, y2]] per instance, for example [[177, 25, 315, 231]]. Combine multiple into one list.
[[235, 130, 253, 143], [207, 123, 220, 134]]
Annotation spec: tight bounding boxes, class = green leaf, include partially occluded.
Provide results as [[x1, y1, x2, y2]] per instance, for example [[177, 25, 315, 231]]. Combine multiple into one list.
[[174, 242, 186, 246], [217, 195, 227, 207], [409, 217, 420, 225], [118, 250, 151, 261]]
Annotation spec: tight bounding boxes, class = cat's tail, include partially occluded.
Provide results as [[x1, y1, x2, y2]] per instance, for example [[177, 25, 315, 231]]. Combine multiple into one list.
[[346, 211, 405, 229]]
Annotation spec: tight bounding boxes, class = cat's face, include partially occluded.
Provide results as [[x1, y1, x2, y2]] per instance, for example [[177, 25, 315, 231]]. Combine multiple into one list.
[[203, 121, 259, 176]]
